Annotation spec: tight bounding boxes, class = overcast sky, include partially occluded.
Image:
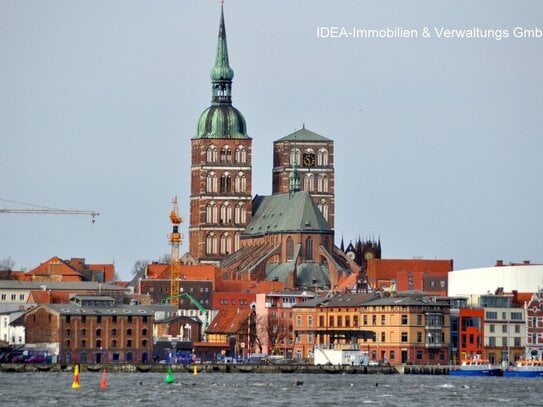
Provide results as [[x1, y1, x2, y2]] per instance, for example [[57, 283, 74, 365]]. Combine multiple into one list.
[[1, 1, 542, 280]]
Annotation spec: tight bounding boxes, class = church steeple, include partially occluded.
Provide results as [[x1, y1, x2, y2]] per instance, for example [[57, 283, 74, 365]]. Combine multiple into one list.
[[210, 5, 234, 105], [289, 154, 301, 194]]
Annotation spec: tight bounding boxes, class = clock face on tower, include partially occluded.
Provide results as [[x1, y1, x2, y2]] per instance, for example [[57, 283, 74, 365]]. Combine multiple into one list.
[[364, 251, 374, 261], [302, 153, 316, 167]]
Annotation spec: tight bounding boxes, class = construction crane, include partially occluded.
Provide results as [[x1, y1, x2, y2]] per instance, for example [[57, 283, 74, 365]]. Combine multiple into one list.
[[168, 196, 183, 306], [161, 292, 209, 329], [0, 199, 99, 222]]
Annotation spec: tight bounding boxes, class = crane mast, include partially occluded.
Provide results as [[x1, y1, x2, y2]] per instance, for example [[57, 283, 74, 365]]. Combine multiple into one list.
[[168, 197, 183, 306]]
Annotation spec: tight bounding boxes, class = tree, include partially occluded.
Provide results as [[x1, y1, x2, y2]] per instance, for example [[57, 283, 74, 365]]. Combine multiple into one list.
[[0, 256, 15, 272], [255, 313, 292, 356], [131, 259, 149, 277]]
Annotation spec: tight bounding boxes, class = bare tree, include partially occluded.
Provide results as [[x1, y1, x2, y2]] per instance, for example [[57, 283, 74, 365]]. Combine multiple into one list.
[[131, 259, 149, 277], [0, 256, 15, 272], [255, 313, 292, 355]]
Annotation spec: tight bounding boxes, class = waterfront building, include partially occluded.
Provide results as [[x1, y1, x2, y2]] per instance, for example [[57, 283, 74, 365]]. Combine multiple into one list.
[[479, 294, 526, 364], [254, 290, 316, 358], [11, 295, 154, 363], [360, 295, 451, 365], [366, 258, 452, 296], [448, 261, 543, 297], [524, 290, 543, 360], [457, 307, 484, 362]]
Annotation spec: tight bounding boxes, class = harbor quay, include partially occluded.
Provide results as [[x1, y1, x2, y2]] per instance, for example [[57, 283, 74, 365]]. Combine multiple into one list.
[[0, 362, 450, 375]]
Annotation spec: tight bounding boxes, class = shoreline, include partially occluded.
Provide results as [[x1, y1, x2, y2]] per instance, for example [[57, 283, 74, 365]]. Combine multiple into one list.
[[0, 363, 450, 375]]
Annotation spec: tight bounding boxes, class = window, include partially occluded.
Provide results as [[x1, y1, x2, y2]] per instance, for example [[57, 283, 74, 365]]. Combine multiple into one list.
[[81, 352, 87, 363], [417, 315, 422, 326], [502, 337, 508, 346], [353, 316, 358, 326], [317, 149, 328, 166], [372, 315, 376, 325], [220, 174, 232, 193], [127, 316, 132, 324], [220, 202, 232, 224], [381, 315, 386, 325], [220, 232, 232, 255], [305, 237, 313, 261], [206, 145, 217, 163], [390, 350, 395, 361], [96, 316, 102, 324], [96, 339, 102, 348], [290, 148, 301, 166], [511, 312, 523, 320], [486, 311, 498, 320], [401, 315, 408, 325], [81, 328, 86, 336], [381, 332, 385, 342], [345, 316, 351, 327], [304, 174, 315, 192], [489, 324, 495, 333], [235, 146, 246, 163], [66, 315, 71, 323], [142, 339, 148, 347], [220, 146, 231, 163], [112, 328, 117, 336], [308, 316, 313, 326], [142, 328, 147, 336], [286, 237, 294, 261], [489, 337, 496, 346], [337, 316, 343, 327], [127, 328, 132, 336], [502, 325, 507, 334], [206, 202, 218, 223], [112, 316, 117, 324], [329, 316, 334, 327], [65, 339, 71, 348], [514, 337, 521, 347], [296, 316, 302, 326], [234, 173, 246, 193], [417, 332, 422, 343], [317, 174, 328, 192], [127, 339, 132, 348], [112, 339, 117, 348], [66, 328, 71, 337], [515, 324, 520, 334], [234, 204, 246, 224], [206, 233, 217, 254], [401, 332, 408, 342], [206, 172, 218, 193]]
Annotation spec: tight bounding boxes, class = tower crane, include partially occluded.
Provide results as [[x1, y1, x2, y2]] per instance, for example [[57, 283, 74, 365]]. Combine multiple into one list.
[[0, 199, 99, 222], [168, 196, 183, 306]]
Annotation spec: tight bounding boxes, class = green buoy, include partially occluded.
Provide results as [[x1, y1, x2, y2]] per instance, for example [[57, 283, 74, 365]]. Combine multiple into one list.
[[164, 366, 175, 384]]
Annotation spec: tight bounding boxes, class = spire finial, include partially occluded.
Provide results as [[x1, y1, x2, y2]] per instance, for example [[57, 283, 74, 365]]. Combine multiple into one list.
[[210, 2, 234, 104]]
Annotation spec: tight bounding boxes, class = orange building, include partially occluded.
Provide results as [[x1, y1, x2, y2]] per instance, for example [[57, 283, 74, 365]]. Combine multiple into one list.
[[366, 259, 452, 296], [458, 308, 484, 361]]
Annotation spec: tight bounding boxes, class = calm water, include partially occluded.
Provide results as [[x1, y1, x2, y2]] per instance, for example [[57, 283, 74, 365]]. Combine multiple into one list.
[[0, 371, 541, 406]]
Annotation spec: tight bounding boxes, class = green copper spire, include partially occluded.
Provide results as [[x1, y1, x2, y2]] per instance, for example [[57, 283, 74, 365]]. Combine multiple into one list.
[[289, 156, 301, 194], [210, 5, 234, 104], [194, 5, 248, 140]]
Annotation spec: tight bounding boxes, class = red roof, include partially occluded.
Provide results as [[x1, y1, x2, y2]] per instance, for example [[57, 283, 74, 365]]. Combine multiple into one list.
[[206, 308, 251, 334]]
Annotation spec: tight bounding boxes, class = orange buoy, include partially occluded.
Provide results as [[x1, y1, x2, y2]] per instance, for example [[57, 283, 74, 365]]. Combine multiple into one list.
[[100, 368, 108, 389]]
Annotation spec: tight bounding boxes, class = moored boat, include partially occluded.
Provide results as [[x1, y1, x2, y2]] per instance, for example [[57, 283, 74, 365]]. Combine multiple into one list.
[[449, 358, 502, 377], [504, 360, 543, 378]]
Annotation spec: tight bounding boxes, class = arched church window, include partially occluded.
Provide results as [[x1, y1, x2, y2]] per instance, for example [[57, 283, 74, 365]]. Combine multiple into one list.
[[234, 232, 240, 252], [235, 146, 246, 163], [206, 233, 217, 255], [305, 236, 313, 261], [234, 173, 246, 193], [304, 173, 315, 192], [220, 202, 232, 224], [286, 237, 294, 260], [317, 149, 328, 166], [290, 148, 301, 166], [220, 233, 232, 255], [317, 174, 328, 192], [234, 203, 246, 224], [318, 200, 329, 221], [206, 172, 217, 193], [206, 202, 217, 223], [220, 145, 232, 163], [206, 145, 217, 163], [220, 173, 232, 193]]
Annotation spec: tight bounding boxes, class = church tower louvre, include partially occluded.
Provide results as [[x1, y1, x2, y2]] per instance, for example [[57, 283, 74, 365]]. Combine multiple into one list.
[[189, 5, 252, 263]]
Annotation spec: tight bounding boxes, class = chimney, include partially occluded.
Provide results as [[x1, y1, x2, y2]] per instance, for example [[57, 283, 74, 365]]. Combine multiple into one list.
[[496, 260, 504, 267]]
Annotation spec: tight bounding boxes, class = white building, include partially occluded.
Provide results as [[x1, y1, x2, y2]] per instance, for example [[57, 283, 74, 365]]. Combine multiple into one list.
[[448, 264, 543, 297]]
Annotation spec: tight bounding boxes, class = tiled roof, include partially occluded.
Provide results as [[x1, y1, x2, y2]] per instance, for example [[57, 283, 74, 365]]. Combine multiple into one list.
[[206, 308, 251, 334], [242, 191, 330, 237], [276, 127, 331, 142]]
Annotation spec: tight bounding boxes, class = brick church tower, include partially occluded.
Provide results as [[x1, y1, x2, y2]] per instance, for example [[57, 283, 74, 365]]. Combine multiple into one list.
[[189, 6, 252, 263], [272, 126, 335, 229]]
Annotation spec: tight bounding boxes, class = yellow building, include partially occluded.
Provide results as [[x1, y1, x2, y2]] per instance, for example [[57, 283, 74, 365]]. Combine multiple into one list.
[[293, 293, 451, 365]]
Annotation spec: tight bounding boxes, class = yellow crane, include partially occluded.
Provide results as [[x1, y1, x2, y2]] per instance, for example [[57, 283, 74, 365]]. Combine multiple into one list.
[[168, 196, 183, 306], [0, 199, 99, 222]]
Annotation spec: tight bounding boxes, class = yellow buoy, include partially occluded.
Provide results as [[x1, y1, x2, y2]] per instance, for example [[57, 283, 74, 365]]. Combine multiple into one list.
[[193, 365, 198, 376], [71, 364, 81, 389]]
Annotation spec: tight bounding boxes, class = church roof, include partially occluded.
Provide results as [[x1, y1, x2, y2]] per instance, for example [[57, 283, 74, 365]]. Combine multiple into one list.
[[276, 127, 331, 142], [242, 191, 331, 237]]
